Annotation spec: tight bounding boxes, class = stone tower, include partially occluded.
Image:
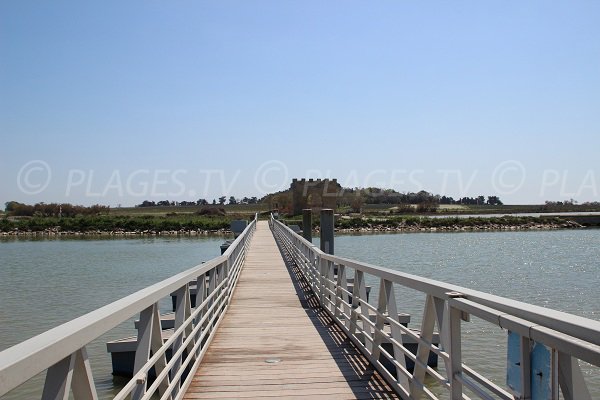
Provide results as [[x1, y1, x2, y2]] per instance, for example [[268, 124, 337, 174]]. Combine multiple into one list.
[[290, 178, 342, 216]]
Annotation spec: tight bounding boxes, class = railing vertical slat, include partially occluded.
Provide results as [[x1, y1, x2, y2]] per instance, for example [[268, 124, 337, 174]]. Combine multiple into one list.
[[207, 267, 217, 331], [132, 303, 169, 400], [433, 295, 452, 377], [41, 354, 75, 400], [448, 299, 463, 399], [411, 294, 438, 398], [357, 271, 372, 353], [194, 273, 207, 359], [171, 284, 190, 398], [383, 280, 409, 390], [71, 347, 98, 400], [558, 352, 592, 400], [350, 269, 361, 337], [519, 335, 532, 399], [335, 264, 349, 325], [318, 256, 327, 307], [372, 278, 387, 361], [326, 260, 335, 312]]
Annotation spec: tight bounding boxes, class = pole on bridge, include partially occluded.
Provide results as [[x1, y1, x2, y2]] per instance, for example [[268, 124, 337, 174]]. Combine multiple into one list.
[[302, 209, 312, 242], [320, 209, 334, 254]]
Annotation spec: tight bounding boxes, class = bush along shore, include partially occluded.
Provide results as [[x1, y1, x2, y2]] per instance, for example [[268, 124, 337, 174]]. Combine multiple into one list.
[[0, 215, 233, 237], [327, 216, 583, 233]]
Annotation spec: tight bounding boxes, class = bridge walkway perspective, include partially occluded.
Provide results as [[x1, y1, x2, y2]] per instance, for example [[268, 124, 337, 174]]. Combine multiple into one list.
[[183, 220, 397, 399], [2, 215, 597, 399]]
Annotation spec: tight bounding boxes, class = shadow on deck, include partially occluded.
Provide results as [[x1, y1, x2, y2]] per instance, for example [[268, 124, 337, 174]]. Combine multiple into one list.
[[275, 239, 398, 399]]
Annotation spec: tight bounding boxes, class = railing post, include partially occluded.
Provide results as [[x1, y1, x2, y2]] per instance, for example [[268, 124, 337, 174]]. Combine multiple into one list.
[[320, 209, 334, 255], [132, 303, 169, 400], [447, 293, 464, 399], [207, 267, 217, 330], [318, 256, 327, 306], [195, 273, 207, 359], [171, 284, 191, 397], [326, 260, 335, 312], [557, 352, 592, 400], [42, 347, 98, 400], [411, 294, 437, 398], [380, 279, 409, 390], [349, 270, 360, 337], [335, 264, 349, 324], [353, 270, 372, 352], [302, 209, 312, 242], [372, 279, 387, 362], [71, 347, 98, 400]]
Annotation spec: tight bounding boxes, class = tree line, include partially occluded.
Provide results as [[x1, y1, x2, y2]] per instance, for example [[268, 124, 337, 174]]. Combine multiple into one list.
[[4, 202, 110, 217], [338, 188, 503, 206], [136, 196, 259, 207]]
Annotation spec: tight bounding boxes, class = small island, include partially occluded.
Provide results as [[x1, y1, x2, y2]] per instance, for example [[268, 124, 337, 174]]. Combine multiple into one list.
[[2, 179, 599, 237]]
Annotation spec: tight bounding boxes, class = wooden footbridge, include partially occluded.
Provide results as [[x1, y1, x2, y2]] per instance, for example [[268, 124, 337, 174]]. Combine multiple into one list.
[[1, 215, 599, 399]]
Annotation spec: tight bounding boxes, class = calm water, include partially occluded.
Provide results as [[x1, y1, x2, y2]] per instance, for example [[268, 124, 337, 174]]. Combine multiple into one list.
[[1, 230, 599, 398]]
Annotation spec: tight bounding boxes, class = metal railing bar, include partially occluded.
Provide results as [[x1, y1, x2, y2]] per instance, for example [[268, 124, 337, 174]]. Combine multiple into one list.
[[461, 365, 513, 400], [455, 373, 497, 400], [418, 359, 451, 390], [377, 346, 413, 381], [378, 332, 451, 388], [381, 317, 448, 361], [410, 376, 441, 400]]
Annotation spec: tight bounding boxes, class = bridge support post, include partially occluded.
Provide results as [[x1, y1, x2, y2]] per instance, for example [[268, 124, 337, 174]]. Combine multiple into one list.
[[302, 209, 312, 242], [320, 209, 334, 254]]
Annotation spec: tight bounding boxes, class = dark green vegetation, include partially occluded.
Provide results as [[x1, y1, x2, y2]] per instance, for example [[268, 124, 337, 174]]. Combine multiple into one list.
[[1, 201, 268, 233], [109, 203, 267, 217], [4, 201, 110, 217]]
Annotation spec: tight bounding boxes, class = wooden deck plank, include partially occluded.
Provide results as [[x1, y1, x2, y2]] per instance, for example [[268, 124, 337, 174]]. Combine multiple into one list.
[[184, 220, 398, 399]]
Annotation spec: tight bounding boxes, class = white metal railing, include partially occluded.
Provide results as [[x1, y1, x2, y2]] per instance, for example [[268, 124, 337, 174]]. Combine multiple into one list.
[[0, 215, 257, 400], [271, 216, 600, 400]]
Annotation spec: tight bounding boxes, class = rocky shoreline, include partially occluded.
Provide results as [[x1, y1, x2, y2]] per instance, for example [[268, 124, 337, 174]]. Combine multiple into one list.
[[1, 219, 585, 237], [0, 228, 232, 237], [323, 220, 583, 233]]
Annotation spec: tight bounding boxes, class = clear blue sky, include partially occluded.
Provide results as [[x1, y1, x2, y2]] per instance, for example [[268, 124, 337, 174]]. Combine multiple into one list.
[[1, 1, 599, 206]]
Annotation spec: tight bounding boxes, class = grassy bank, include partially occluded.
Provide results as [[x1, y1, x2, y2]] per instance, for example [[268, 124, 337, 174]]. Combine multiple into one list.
[[109, 204, 268, 217]]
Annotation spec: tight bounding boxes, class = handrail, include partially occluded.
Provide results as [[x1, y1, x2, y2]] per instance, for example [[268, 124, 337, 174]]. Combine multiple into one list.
[[271, 215, 599, 400], [0, 214, 257, 399]]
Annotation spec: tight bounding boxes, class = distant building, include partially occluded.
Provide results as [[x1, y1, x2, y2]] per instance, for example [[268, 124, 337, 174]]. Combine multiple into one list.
[[290, 178, 342, 215]]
